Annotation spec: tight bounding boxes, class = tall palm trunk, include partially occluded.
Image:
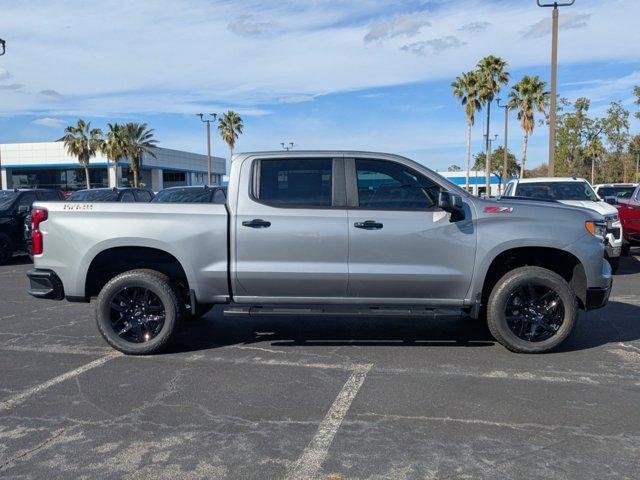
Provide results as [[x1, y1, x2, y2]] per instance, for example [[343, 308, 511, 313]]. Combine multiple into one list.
[[485, 102, 491, 193], [520, 133, 529, 179], [465, 122, 472, 192], [84, 164, 91, 189], [133, 167, 139, 188]]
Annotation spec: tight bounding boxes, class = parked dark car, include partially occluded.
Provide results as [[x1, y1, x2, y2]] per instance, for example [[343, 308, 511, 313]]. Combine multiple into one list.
[[0, 189, 64, 264], [151, 185, 227, 204], [68, 187, 155, 203]]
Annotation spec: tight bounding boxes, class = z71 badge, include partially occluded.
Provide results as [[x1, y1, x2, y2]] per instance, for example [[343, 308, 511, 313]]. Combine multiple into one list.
[[484, 206, 513, 214]]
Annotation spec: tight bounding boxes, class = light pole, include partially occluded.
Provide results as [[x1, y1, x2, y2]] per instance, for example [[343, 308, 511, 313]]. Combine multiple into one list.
[[280, 142, 294, 151], [537, 0, 575, 177], [0, 38, 4, 189], [496, 98, 510, 193], [197, 113, 217, 186]]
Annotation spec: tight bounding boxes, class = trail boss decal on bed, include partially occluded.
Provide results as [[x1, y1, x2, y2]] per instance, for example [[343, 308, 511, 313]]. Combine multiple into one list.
[[484, 206, 513, 214], [63, 203, 94, 211]]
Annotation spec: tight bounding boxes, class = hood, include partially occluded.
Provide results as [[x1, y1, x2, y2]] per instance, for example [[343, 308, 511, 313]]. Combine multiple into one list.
[[557, 200, 618, 216], [487, 197, 602, 221]]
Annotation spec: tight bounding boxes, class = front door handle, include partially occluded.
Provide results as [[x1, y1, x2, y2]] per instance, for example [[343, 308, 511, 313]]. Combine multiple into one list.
[[354, 220, 383, 230], [242, 218, 271, 228]]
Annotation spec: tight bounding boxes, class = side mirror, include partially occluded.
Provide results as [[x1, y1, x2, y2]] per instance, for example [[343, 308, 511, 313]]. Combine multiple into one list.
[[438, 191, 463, 212], [17, 205, 31, 215], [604, 196, 618, 205]]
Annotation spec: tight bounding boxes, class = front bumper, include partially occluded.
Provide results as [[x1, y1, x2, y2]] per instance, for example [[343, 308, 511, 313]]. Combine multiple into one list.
[[27, 269, 65, 300], [585, 286, 611, 310]]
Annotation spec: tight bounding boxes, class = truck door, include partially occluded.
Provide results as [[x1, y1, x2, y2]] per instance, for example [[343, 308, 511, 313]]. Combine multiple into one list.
[[346, 157, 476, 304], [234, 156, 349, 302]]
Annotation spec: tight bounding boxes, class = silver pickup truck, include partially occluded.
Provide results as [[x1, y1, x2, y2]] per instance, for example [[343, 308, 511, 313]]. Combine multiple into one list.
[[26, 151, 612, 354]]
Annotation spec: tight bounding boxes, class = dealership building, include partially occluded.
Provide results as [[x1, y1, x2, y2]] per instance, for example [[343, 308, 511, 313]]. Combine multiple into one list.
[[0, 141, 225, 191]]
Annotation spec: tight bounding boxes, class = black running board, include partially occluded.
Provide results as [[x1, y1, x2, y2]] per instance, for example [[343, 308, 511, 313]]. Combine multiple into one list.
[[223, 305, 462, 318]]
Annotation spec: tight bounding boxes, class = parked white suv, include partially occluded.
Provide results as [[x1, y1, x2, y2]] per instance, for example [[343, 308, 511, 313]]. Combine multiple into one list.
[[504, 177, 623, 272], [592, 183, 638, 201]]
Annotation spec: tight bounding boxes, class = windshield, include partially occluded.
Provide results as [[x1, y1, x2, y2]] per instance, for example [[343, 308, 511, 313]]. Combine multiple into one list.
[[0, 191, 18, 210], [152, 187, 226, 204], [514, 181, 600, 201], [68, 190, 119, 202], [597, 186, 636, 199]]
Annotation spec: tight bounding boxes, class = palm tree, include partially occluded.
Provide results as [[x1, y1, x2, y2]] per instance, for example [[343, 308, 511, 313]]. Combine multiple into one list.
[[59, 119, 103, 189], [477, 55, 509, 190], [101, 123, 126, 187], [122, 122, 158, 187], [451, 71, 482, 192], [218, 111, 243, 168], [508, 75, 549, 179]]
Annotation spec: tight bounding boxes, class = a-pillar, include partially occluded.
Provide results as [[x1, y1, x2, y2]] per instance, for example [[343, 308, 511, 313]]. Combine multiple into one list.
[[151, 168, 163, 192]]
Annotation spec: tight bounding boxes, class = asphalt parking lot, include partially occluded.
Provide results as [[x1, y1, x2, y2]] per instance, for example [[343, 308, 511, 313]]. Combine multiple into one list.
[[1, 255, 639, 479]]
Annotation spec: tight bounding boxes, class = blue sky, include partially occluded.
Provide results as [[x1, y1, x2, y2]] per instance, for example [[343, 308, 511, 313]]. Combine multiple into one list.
[[1, 0, 639, 172]]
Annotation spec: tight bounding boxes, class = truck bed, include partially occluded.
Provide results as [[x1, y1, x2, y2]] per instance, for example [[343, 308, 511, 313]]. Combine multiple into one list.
[[33, 202, 230, 303]]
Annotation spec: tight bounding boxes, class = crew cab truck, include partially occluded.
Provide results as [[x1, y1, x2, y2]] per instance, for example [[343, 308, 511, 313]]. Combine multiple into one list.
[[26, 151, 612, 354], [503, 177, 623, 273]]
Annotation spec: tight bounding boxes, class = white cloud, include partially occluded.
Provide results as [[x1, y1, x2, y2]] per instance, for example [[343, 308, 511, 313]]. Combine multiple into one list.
[[364, 11, 431, 42], [32, 117, 65, 128], [458, 21, 491, 34], [227, 15, 274, 37], [278, 94, 314, 104], [0, 83, 24, 90], [39, 89, 63, 98], [0, 0, 638, 119], [402, 36, 467, 55], [521, 13, 591, 39]]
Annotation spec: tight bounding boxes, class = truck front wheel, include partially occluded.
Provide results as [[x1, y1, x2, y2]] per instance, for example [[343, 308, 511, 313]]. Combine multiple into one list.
[[95, 269, 182, 355], [0, 233, 14, 265], [486, 266, 578, 354]]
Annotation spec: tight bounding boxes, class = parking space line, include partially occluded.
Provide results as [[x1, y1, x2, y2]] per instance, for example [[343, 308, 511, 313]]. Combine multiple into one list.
[[0, 352, 121, 411], [286, 363, 372, 480]]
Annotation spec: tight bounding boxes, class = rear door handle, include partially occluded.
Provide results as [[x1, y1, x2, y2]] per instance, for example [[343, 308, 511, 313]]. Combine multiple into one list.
[[242, 218, 271, 228], [354, 220, 383, 230]]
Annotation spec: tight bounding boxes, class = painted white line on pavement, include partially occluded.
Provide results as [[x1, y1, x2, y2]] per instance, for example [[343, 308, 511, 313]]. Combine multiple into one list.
[[0, 352, 120, 411], [286, 363, 372, 480]]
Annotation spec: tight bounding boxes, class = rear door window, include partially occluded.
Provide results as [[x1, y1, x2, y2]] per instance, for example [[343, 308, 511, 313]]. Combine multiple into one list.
[[37, 191, 62, 201], [256, 158, 332, 207], [134, 190, 153, 202], [120, 191, 136, 203]]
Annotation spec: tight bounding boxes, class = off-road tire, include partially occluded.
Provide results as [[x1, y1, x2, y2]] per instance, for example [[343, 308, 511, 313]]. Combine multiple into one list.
[[608, 256, 620, 274], [486, 266, 578, 354], [96, 269, 182, 355]]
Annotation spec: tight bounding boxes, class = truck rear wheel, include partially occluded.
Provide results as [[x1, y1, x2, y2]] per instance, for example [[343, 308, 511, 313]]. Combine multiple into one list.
[[486, 266, 577, 354], [95, 269, 182, 355]]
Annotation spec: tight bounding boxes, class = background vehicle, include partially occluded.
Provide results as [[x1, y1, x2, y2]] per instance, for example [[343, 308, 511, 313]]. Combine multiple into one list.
[[593, 183, 638, 201], [68, 187, 154, 203], [503, 177, 623, 273], [612, 184, 640, 256], [152, 185, 227, 204], [0, 189, 64, 264], [27, 151, 612, 355]]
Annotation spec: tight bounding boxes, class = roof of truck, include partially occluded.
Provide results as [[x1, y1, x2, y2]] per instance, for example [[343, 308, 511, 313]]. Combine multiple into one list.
[[512, 177, 588, 184]]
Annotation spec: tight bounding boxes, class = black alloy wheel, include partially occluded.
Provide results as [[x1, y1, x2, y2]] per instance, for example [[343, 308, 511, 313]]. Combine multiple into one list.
[[109, 286, 166, 343], [504, 283, 565, 343]]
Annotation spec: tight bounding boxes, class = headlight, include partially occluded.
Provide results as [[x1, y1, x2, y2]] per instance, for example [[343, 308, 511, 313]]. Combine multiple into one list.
[[585, 221, 607, 240]]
